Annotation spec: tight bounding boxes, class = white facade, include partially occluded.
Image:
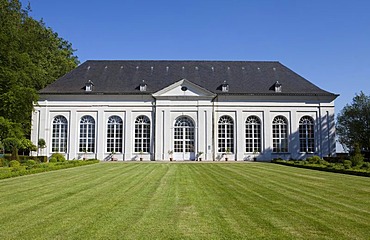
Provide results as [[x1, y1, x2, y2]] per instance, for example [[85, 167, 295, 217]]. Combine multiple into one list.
[[31, 79, 336, 161]]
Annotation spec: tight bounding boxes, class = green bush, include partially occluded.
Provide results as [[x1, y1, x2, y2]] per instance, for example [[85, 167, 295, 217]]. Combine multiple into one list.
[[350, 154, 364, 167], [343, 160, 352, 169], [25, 160, 37, 168], [0, 160, 99, 180], [307, 156, 322, 164], [9, 160, 20, 168], [37, 156, 48, 163], [49, 157, 57, 163], [350, 143, 364, 167], [361, 162, 370, 170], [18, 156, 39, 163], [0, 158, 8, 167], [50, 153, 66, 162], [272, 159, 370, 177]]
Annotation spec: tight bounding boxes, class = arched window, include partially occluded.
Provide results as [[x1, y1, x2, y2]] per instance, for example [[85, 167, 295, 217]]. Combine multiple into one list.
[[134, 115, 150, 153], [299, 116, 315, 153], [174, 116, 195, 153], [52, 115, 68, 153], [79, 115, 95, 153], [245, 116, 261, 153], [272, 116, 288, 153], [107, 116, 123, 153], [218, 115, 234, 153]]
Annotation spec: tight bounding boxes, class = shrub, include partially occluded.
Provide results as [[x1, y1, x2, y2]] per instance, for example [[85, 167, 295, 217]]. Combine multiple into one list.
[[343, 160, 352, 169], [25, 160, 37, 168], [324, 156, 342, 163], [50, 153, 66, 162], [49, 157, 57, 163], [350, 144, 364, 167], [37, 156, 48, 163], [9, 160, 20, 168], [307, 156, 322, 164], [0, 158, 8, 167], [361, 162, 370, 170], [0, 160, 99, 180]]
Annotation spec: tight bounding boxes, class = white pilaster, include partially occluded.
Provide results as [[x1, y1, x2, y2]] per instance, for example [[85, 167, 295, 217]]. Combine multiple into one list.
[[69, 109, 77, 159], [236, 109, 244, 161]]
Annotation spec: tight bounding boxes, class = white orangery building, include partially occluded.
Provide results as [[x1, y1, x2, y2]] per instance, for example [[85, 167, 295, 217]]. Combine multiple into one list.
[[31, 60, 338, 161]]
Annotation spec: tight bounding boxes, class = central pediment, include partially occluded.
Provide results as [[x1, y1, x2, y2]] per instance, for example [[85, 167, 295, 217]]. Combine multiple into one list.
[[152, 79, 216, 99]]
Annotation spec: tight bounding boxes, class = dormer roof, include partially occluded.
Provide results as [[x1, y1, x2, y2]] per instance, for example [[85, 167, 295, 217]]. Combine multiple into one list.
[[39, 60, 338, 99]]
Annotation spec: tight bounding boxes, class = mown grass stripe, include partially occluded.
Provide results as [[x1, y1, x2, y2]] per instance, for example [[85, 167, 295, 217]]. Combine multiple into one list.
[[0, 162, 369, 239]]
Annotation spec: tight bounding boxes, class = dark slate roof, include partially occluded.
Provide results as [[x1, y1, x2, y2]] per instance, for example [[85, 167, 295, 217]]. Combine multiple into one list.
[[39, 60, 337, 97]]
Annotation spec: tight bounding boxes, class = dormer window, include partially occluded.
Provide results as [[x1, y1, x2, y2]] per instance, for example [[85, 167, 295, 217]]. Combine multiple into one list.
[[85, 80, 94, 92], [139, 80, 147, 92], [274, 81, 282, 92], [222, 81, 229, 92]]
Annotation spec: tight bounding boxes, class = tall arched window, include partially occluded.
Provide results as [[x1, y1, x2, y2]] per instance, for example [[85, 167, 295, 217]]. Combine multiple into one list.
[[107, 116, 123, 153], [299, 116, 315, 153], [135, 115, 150, 153], [174, 116, 195, 153], [52, 115, 68, 153], [272, 116, 288, 153], [218, 115, 234, 153], [245, 116, 261, 153], [79, 115, 95, 153]]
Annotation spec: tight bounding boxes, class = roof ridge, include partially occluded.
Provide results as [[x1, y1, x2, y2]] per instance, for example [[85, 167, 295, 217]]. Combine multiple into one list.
[[84, 60, 280, 63]]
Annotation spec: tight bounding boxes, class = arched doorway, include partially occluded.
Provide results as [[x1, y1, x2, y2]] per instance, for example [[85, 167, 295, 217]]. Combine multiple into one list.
[[173, 116, 195, 160]]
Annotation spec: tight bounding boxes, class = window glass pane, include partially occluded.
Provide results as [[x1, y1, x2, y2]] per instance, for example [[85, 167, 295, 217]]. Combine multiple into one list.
[[106, 116, 123, 153], [134, 116, 150, 152], [174, 116, 195, 153], [299, 116, 315, 153], [79, 115, 95, 152], [245, 116, 261, 153], [52, 116, 68, 153], [218, 116, 234, 153], [272, 116, 288, 153]]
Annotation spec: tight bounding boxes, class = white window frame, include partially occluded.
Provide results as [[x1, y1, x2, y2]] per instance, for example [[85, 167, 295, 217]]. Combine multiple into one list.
[[272, 116, 288, 153], [134, 115, 151, 153], [79, 115, 95, 153], [107, 115, 123, 153], [218, 115, 234, 153], [51, 115, 68, 153], [299, 116, 315, 153], [173, 116, 195, 153], [245, 116, 261, 153]]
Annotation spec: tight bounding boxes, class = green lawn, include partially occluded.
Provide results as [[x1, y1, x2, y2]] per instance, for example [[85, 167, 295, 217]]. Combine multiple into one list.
[[0, 162, 369, 239]]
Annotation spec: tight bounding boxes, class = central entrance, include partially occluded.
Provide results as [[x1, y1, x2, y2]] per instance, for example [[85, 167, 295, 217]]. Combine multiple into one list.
[[173, 116, 195, 160]]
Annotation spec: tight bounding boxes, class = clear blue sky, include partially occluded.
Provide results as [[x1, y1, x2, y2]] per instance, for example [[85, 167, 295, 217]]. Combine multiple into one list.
[[21, 0, 369, 115]]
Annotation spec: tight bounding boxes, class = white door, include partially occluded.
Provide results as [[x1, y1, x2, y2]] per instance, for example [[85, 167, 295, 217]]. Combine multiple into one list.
[[173, 116, 195, 160]]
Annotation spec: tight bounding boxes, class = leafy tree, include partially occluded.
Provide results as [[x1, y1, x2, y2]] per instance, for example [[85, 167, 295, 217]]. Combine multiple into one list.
[[0, 0, 79, 136], [0, 116, 23, 141], [3, 137, 22, 160], [0, 140, 4, 153], [350, 143, 364, 167], [337, 92, 370, 152], [37, 138, 46, 156], [20, 138, 37, 156]]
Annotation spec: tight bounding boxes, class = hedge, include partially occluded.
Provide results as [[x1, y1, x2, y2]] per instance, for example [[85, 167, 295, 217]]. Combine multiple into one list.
[[272, 159, 370, 177], [0, 160, 100, 180]]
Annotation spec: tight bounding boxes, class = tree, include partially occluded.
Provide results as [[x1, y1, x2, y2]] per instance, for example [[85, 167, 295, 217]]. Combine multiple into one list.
[[0, 140, 4, 154], [37, 138, 46, 156], [336, 92, 370, 152], [20, 138, 37, 156], [0, 0, 79, 136], [3, 137, 22, 160], [350, 143, 364, 167], [0, 116, 23, 141]]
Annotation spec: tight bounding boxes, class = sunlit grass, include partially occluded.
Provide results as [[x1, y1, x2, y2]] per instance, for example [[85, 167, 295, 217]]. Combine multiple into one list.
[[0, 162, 369, 239]]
